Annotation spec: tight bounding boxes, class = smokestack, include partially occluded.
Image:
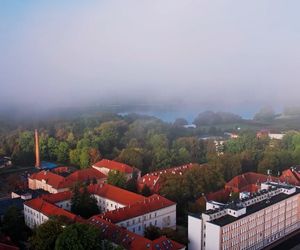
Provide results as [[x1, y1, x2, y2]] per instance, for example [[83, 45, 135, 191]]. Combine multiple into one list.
[[35, 129, 41, 168]]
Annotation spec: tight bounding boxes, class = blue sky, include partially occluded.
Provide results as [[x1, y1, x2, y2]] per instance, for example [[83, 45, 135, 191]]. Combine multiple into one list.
[[1, 1, 300, 115]]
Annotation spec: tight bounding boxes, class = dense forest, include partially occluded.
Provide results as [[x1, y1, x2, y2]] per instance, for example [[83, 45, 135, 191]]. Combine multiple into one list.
[[0, 110, 300, 180]]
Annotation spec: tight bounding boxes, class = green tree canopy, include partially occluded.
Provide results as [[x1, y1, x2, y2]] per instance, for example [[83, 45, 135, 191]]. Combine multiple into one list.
[[29, 217, 66, 250], [107, 170, 127, 188], [71, 184, 100, 218], [55, 223, 102, 250], [1, 206, 27, 243]]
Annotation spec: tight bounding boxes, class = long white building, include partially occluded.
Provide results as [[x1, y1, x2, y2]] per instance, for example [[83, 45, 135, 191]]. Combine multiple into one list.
[[98, 194, 176, 236], [188, 182, 300, 250]]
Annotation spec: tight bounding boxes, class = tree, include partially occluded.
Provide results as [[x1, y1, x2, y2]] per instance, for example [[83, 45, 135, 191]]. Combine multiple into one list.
[[71, 185, 100, 218], [184, 164, 224, 200], [48, 137, 58, 161], [89, 148, 101, 165], [12, 131, 35, 165], [257, 152, 280, 174], [144, 225, 161, 240], [79, 147, 90, 168], [1, 206, 26, 242], [173, 118, 188, 127], [69, 149, 80, 166], [57, 142, 70, 163], [140, 185, 152, 197], [55, 223, 102, 250], [209, 153, 242, 181], [254, 106, 276, 122], [29, 217, 65, 250], [107, 170, 127, 188], [116, 148, 144, 170]]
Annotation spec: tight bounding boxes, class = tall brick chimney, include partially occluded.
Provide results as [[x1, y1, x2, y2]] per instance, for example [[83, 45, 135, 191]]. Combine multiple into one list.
[[35, 129, 41, 168]]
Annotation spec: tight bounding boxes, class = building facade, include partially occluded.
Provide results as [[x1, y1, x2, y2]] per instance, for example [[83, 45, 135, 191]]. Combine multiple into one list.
[[188, 182, 300, 250], [92, 159, 141, 180], [99, 194, 176, 236]]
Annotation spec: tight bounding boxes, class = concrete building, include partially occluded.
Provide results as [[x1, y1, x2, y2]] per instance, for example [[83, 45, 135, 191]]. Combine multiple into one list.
[[188, 182, 300, 250]]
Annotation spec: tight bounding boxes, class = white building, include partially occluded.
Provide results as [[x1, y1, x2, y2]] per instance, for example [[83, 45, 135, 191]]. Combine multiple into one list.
[[92, 159, 141, 180], [99, 194, 177, 236], [269, 133, 285, 140], [24, 197, 79, 229], [188, 182, 300, 250]]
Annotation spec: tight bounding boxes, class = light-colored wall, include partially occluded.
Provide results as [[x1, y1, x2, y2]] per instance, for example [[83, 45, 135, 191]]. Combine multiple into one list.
[[28, 178, 69, 193], [219, 194, 300, 250], [93, 194, 126, 212], [92, 166, 134, 180], [206, 222, 221, 250], [116, 204, 176, 236], [188, 215, 202, 250], [24, 205, 49, 229], [55, 200, 71, 211]]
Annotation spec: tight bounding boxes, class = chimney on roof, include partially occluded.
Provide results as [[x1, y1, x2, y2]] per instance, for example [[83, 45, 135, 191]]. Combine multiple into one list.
[[35, 129, 41, 169]]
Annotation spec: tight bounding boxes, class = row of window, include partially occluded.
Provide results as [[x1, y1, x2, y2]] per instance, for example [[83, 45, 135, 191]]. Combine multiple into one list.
[[120, 213, 161, 228]]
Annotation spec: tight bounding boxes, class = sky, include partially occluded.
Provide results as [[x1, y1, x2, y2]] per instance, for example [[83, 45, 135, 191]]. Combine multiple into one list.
[[1, 0, 300, 116]]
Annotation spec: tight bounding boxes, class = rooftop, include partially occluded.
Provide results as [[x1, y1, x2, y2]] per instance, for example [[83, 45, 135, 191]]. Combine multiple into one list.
[[24, 198, 79, 222], [209, 186, 300, 226], [88, 183, 145, 205], [100, 194, 175, 223], [138, 164, 194, 192], [29, 167, 107, 189], [93, 159, 136, 174], [89, 216, 184, 250]]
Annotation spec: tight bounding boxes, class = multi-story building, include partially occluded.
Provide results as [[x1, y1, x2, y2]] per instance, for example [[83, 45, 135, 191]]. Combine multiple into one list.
[[24, 197, 82, 229], [88, 183, 145, 212], [28, 167, 107, 193], [89, 216, 185, 250], [23, 183, 183, 249], [98, 194, 176, 236], [92, 159, 141, 180], [188, 181, 300, 250], [137, 164, 194, 193]]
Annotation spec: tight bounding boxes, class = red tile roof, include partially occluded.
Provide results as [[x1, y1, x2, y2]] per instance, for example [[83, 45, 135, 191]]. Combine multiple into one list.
[[67, 168, 106, 182], [225, 172, 278, 193], [24, 198, 78, 221], [137, 164, 194, 193], [93, 159, 135, 174], [88, 216, 184, 250], [100, 194, 175, 223], [280, 166, 300, 186], [41, 191, 72, 204], [29, 168, 107, 190], [88, 184, 144, 205], [52, 166, 70, 174], [29, 171, 71, 189], [25, 187, 183, 250]]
